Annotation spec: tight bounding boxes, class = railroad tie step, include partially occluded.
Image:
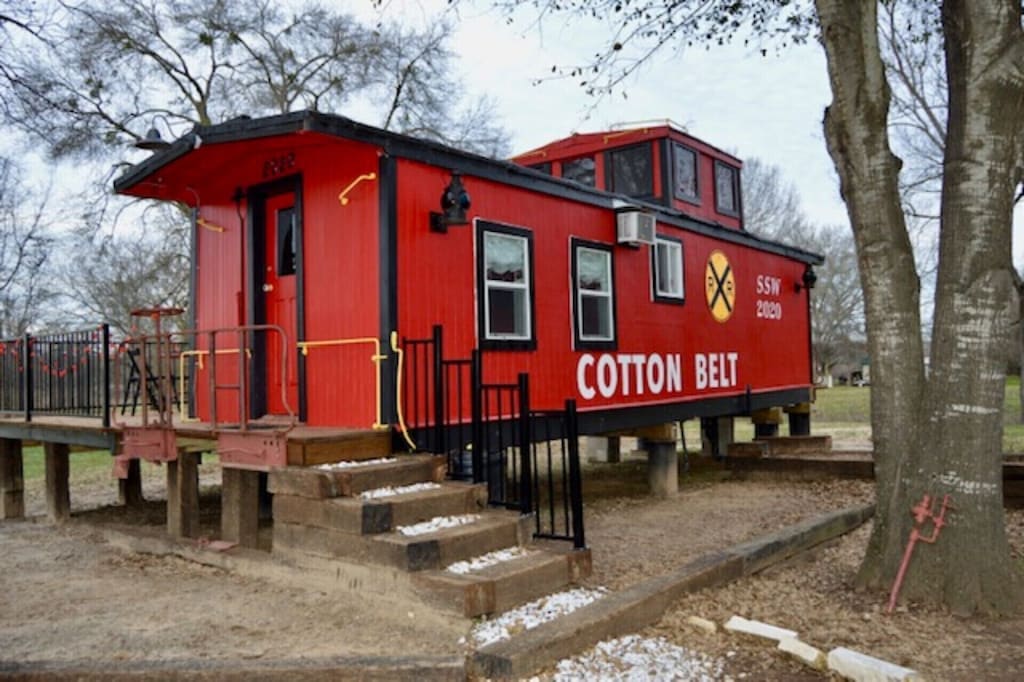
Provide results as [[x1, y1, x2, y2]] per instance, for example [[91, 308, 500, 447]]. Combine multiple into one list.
[[267, 455, 446, 499], [416, 546, 594, 617], [371, 511, 529, 572], [272, 482, 485, 535]]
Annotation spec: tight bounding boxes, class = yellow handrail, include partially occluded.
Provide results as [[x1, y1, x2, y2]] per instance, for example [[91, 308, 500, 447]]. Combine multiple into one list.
[[177, 348, 250, 422], [296, 337, 387, 430], [390, 332, 416, 451], [338, 173, 377, 206]]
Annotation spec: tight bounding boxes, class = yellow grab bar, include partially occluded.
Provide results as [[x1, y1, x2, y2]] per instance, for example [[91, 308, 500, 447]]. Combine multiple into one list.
[[338, 173, 377, 206], [296, 337, 387, 430], [390, 332, 416, 451]]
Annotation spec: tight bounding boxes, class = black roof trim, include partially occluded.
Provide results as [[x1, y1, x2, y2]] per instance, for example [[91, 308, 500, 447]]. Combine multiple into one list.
[[113, 110, 824, 266]]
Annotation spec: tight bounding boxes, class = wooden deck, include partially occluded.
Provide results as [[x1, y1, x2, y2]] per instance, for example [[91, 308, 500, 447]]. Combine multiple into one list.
[[0, 413, 393, 464]]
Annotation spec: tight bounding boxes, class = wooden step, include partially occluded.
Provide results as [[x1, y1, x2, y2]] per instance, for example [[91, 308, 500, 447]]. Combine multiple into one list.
[[272, 482, 486, 535], [273, 511, 529, 572], [267, 455, 445, 499], [285, 428, 392, 467], [416, 547, 593, 617], [371, 512, 530, 571]]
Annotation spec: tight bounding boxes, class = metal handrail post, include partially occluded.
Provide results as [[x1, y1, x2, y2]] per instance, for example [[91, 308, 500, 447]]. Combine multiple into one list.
[[208, 331, 218, 427], [23, 334, 32, 423], [470, 349, 483, 484], [565, 399, 585, 549], [238, 328, 247, 430], [432, 325, 444, 454], [517, 373, 532, 516], [101, 324, 111, 428]]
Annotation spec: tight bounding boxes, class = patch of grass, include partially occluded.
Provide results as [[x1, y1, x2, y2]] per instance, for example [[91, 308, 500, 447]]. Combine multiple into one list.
[[813, 386, 871, 424], [22, 446, 115, 483], [1005, 379, 1023, 426]]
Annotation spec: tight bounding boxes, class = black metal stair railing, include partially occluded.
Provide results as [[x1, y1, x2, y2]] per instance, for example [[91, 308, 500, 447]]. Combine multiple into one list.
[[400, 323, 585, 549]]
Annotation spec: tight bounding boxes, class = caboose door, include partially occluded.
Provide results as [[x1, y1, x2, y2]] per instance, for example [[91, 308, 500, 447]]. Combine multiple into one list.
[[261, 191, 299, 416]]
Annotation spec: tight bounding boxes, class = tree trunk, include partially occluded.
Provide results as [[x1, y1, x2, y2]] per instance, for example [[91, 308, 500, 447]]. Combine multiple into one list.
[[815, 0, 1024, 614], [1018, 274, 1024, 425]]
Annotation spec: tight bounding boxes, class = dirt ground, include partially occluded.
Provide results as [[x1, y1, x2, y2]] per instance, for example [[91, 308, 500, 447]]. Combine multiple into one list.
[[2, 451, 1024, 679]]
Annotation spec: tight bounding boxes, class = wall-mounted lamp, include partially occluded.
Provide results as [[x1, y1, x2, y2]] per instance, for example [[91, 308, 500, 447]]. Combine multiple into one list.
[[430, 171, 471, 233], [794, 265, 818, 292], [134, 115, 175, 151]]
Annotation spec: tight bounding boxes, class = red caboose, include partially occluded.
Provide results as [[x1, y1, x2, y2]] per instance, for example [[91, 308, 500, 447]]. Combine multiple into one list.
[[113, 111, 820, 457]]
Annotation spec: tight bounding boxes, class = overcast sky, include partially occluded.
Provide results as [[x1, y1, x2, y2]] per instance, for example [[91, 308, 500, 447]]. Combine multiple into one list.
[[361, 1, 847, 229]]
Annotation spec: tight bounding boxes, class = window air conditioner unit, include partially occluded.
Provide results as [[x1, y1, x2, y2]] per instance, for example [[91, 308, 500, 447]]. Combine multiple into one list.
[[616, 209, 657, 246]]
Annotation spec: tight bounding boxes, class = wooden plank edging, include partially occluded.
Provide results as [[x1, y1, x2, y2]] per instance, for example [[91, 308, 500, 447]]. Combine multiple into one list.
[[469, 503, 875, 680]]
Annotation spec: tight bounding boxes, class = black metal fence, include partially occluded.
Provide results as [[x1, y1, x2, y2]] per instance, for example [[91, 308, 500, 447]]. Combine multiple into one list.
[[401, 325, 585, 549], [0, 336, 25, 414], [0, 326, 189, 427], [0, 327, 113, 426]]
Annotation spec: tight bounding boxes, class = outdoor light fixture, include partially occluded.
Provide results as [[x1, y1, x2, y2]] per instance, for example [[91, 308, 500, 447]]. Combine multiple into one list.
[[430, 171, 471, 233], [134, 115, 174, 151], [794, 265, 818, 292]]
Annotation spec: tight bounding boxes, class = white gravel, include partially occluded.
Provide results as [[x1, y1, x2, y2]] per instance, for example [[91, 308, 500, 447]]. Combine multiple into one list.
[[471, 587, 609, 647], [397, 514, 480, 536], [446, 547, 533, 574], [360, 482, 441, 499], [552, 634, 725, 681], [315, 457, 397, 470]]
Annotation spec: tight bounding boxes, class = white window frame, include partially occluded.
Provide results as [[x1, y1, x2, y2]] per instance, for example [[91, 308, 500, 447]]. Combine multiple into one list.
[[575, 243, 615, 344], [653, 237, 685, 302], [482, 229, 532, 342]]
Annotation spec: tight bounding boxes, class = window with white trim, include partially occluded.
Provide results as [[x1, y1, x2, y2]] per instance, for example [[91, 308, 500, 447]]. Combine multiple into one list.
[[572, 239, 615, 349], [478, 222, 535, 349], [652, 236, 684, 303]]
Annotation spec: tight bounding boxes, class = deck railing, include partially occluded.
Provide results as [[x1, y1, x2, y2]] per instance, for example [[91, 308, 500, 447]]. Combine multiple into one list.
[[0, 326, 113, 427]]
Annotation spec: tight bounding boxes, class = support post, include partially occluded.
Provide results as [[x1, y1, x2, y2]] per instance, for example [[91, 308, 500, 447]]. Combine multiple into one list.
[[584, 436, 622, 464], [785, 402, 812, 436], [44, 442, 70, 523], [751, 407, 783, 438], [222, 467, 260, 547], [167, 449, 199, 538], [646, 439, 678, 498], [606, 436, 621, 463], [0, 438, 24, 519], [701, 416, 735, 459], [118, 459, 145, 508]]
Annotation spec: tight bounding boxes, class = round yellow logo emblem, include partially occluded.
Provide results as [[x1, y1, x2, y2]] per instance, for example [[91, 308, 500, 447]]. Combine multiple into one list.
[[705, 250, 735, 323]]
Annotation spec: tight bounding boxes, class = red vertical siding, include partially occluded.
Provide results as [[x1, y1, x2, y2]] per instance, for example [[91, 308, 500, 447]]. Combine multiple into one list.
[[298, 140, 380, 428], [189, 134, 382, 427], [396, 159, 811, 422]]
